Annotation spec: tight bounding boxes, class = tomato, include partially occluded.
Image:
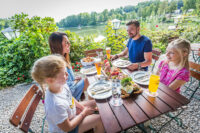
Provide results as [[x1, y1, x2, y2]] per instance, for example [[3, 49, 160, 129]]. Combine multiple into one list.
[[104, 59, 108, 64]]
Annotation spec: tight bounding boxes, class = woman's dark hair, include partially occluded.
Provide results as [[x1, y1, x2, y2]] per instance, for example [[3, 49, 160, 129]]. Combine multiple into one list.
[[48, 32, 71, 66], [48, 32, 67, 55]]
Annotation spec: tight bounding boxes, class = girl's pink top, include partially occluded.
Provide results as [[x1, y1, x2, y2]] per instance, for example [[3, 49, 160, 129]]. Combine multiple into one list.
[[158, 61, 190, 93]]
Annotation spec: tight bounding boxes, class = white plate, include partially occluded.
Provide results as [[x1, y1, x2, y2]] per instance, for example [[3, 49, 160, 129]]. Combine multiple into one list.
[[113, 59, 132, 68], [131, 71, 150, 86], [87, 81, 112, 99], [80, 66, 97, 75]]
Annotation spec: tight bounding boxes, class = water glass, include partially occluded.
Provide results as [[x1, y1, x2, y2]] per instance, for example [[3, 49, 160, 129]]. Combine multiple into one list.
[[110, 79, 123, 106]]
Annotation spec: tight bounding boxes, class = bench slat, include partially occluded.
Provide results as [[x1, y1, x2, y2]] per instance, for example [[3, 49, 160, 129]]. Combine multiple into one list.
[[9, 85, 38, 127], [20, 90, 42, 133], [189, 62, 200, 72], [152, 49, 161, 56], [190, 70, 200, 80], [85, 48, 103, 57]]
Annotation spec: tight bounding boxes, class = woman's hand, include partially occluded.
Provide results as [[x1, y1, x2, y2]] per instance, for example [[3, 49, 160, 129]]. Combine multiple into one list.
[[75, 76, 82, 82]]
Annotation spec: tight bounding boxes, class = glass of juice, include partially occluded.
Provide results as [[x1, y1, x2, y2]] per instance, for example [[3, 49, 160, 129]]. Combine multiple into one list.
[[148, 74, 160, 97], [106, 47, 111, 60]]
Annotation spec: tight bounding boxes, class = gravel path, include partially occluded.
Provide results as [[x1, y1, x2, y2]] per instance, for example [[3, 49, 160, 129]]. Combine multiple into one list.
[[0, 51, 199, 133]]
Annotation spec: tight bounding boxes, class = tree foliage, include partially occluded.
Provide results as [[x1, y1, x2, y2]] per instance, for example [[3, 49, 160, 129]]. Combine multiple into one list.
[[0, 13, 57, 87], [57, 0, 200, 28]]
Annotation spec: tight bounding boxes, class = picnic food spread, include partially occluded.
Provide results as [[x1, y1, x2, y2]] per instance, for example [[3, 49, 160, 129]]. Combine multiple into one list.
[[121, 77, 143, 98], [82, 56, 94, 62], [104, 59, 127, 79]]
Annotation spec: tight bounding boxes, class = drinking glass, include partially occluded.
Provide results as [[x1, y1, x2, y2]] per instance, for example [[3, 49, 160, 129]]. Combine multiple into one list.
[[106, 47, 111, 60], [110, 79, 123, 106], [148, 74, 160, 97], [95, 58, 102, 75]]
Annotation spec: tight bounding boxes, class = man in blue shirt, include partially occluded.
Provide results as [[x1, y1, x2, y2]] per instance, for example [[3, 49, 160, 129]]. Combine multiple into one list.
[[111, 20, 152, 71]]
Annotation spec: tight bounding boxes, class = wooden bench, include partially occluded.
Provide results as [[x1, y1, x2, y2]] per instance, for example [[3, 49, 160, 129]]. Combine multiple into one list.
[[191, 48, 200, 63], [184, 62, 200, 100], [9, 85, 42, 133], [84, 48, 103, 57]]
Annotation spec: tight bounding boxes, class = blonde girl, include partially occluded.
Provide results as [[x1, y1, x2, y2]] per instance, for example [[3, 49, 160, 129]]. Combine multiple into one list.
[[156, 39, 191, 93], [31, 55, 104, 133]]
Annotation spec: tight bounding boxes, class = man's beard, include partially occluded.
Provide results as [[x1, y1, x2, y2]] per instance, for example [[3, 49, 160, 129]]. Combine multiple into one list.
[[130, 30, 138, 38]]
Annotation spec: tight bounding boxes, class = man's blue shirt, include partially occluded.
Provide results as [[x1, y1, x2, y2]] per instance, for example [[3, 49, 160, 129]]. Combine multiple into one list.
[[127, 35, 152, 70]]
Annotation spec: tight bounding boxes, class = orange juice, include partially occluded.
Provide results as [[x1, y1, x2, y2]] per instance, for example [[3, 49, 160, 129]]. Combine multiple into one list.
[[106, 47, 111, 60], [149, 74, 160, 93], [95, 58, 102, 75]]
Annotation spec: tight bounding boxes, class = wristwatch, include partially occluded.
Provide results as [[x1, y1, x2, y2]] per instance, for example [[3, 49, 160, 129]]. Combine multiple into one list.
[[138, 63, 141, 70]]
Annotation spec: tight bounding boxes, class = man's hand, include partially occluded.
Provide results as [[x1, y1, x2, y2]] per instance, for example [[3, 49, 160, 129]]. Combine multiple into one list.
[[127, 63, 138, 71], [111, 55, 119, 61]]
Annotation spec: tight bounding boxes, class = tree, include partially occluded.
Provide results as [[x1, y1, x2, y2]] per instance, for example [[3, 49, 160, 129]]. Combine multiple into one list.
[[158, 0, 168, 15], [196, 0, 200, 15], [177, 0, 184, 9], [102, 9, 109, 22], [182, 0, 196, 12], [168, 0, 178, 13], [123, 5, 134, 13], [90, 12, 97, 25]]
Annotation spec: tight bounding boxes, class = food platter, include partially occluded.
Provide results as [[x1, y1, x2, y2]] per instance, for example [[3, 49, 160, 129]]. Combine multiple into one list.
[[120, 77, 143, 98], [112, 59, 132, 68], [80, 57, 95, 66], [87, 81, 112, 99]]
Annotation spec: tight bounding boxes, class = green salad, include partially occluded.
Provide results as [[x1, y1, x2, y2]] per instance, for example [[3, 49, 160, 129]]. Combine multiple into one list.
[[121, 77, 132, 87]]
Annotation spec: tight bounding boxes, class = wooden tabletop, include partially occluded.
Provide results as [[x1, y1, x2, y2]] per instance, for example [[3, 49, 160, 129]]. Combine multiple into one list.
[[86, 69, 190, 133]]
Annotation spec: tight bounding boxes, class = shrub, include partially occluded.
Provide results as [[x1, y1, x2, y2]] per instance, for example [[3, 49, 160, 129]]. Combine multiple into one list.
[[0, 13, 57, 88]]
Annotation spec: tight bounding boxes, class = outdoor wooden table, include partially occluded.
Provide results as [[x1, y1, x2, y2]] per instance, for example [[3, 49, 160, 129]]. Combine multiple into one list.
[[86, 68, 190, 133]]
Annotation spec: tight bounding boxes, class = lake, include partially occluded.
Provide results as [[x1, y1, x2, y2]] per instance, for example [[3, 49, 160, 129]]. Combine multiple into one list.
[[59, 25, 106, 37]]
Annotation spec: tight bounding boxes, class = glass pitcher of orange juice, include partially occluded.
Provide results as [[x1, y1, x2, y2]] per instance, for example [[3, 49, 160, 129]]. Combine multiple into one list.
[[148, 74, 160, 95]]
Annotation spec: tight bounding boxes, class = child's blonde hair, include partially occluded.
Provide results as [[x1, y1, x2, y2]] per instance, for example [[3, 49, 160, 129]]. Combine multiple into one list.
[[168, 38, 191, 70], [31, 54, 66, 96]]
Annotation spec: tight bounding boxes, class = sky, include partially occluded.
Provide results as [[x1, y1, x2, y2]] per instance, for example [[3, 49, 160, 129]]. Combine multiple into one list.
[[0, 0, 148, 22]]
